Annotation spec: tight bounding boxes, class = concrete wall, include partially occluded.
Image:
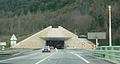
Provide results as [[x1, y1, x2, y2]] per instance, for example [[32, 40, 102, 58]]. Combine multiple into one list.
[[59, 26, 92, 49], [13, 26, 52, 48]]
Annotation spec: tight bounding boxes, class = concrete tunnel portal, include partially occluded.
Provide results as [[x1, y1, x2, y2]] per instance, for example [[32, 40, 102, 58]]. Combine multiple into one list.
[[13, 26, 93, 49]]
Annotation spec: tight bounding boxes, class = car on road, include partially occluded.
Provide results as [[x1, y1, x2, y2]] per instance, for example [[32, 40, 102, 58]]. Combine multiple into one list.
[[42, 46, 51, 52]]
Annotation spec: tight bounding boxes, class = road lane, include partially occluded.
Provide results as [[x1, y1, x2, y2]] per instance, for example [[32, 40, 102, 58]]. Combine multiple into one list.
[[0, 50, 54, 64], [39, 49, 113, 64], [0, 49, 114, 64], [39, 49, 88, 64], [35, 52, 56, 64], [68, 49, 114, 64]]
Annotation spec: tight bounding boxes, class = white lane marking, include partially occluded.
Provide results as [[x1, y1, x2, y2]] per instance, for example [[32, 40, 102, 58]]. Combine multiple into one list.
[[35, 52, 55, 64], [70, 52, 90, 63], [75, 54, 90, 63]]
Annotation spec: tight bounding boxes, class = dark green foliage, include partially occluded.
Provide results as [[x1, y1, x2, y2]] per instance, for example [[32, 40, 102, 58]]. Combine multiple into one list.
[[0, 0, 75, 18], [112, 14, 120, 29], [114, 37, 120, 45], [0, 0, 120, 46]]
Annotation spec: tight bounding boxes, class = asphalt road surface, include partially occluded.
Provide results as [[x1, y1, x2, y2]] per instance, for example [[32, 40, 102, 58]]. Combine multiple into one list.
[[0, 49, 113, 64]]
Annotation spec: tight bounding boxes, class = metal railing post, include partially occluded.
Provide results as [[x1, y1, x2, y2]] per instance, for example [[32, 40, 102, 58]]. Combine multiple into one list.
[[105, 47, 109, 59]]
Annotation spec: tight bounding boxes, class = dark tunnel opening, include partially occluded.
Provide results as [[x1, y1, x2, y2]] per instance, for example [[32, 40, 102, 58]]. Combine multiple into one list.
[[46, 40, 64, 49]]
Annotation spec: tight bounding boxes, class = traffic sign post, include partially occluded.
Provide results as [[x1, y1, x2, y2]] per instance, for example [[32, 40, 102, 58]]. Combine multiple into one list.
[[95, 38, 98, 47], [95, 38, 100, 47], [10, 34, 17, 48]]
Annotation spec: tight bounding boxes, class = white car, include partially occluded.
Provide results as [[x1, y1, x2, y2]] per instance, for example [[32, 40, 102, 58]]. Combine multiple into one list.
[[42, 46, 51, 52]]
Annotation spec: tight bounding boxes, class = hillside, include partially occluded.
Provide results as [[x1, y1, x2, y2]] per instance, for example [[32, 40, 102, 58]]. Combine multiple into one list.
[[0, 0, 120, 47]]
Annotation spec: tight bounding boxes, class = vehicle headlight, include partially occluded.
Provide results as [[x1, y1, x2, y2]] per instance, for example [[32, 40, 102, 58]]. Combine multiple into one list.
[[42, 48, 44, 50], [48, 49, 50, 50]]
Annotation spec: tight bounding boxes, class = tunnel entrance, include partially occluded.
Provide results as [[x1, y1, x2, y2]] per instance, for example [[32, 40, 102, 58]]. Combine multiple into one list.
[[46, 40, 64, 49]]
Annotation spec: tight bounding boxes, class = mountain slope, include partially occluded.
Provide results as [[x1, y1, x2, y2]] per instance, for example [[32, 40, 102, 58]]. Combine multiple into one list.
[[0, 0, 120, 46]]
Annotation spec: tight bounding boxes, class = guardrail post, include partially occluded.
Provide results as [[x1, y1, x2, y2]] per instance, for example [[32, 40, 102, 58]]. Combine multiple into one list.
[[100, 47, 102, 50], [104, 47, 109, 59]]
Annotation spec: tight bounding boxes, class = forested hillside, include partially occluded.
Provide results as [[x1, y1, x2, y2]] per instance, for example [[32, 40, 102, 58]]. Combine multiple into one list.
[[0, 0, 120, 46]]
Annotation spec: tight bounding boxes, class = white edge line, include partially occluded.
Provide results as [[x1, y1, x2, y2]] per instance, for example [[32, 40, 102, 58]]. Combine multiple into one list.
[[35, 52, 55, 64], [75, 54, 90, 63], [70, 52, 90, 63]]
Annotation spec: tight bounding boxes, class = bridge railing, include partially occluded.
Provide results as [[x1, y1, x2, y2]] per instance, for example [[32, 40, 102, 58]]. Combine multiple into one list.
[[93, 46, 120, 63]]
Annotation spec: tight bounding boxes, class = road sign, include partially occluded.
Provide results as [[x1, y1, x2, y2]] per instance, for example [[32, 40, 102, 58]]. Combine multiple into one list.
[[87, 32, 106, 47], [82, 42, 85, 48], [0, 42, 6, 46], [78, 35, 87, 38], [10, 34, 17, 40], [10, 34, 17, 48], [87, 32, 106, 39]]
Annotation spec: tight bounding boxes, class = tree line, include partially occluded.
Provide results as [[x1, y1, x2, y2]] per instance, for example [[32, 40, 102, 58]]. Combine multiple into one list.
[[0, 0, 120, 46]]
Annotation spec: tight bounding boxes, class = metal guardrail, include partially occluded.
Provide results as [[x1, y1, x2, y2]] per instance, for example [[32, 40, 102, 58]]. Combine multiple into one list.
[[93, 46, 120, 63], [0, 50, 18, 55]]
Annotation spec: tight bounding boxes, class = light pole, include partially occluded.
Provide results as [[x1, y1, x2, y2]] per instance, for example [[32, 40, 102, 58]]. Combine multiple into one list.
[[108, 5, 112, 46]]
